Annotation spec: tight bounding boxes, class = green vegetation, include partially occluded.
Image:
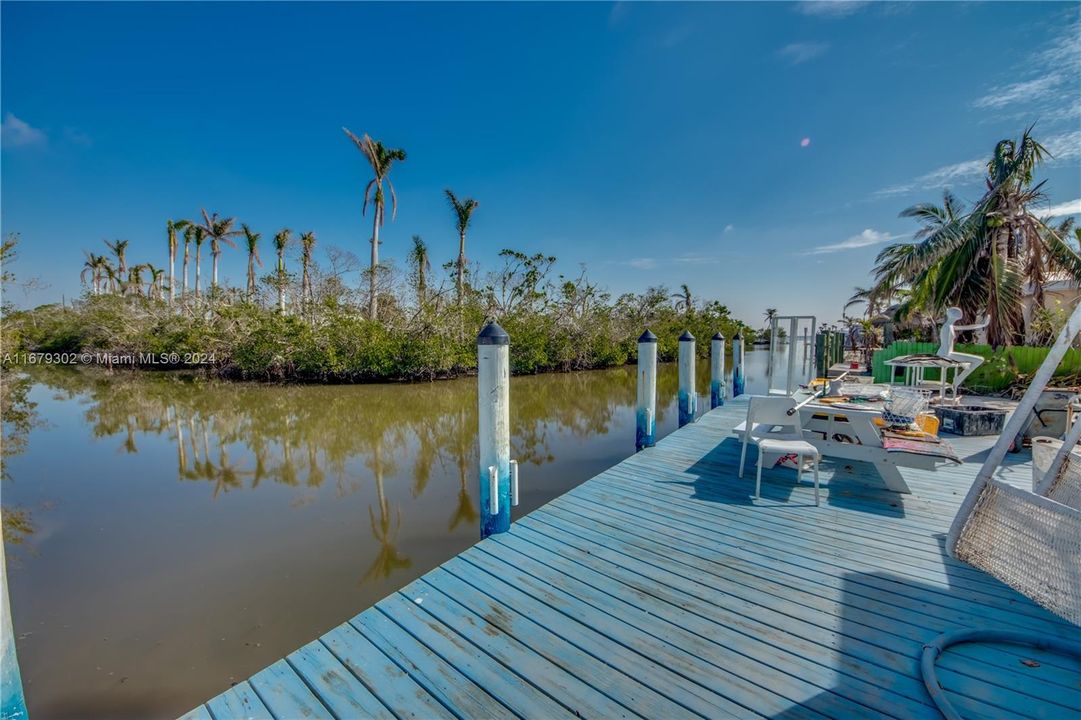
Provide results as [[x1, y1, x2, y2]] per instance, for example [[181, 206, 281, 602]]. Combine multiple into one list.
[[3, 236, 750, 381], [855, 127, 1079, 347]]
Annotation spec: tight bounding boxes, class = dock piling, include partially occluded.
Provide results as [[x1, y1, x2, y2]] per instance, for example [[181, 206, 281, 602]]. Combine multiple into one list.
[[678, 331, 697, 427], [710, 333, 726, 409], [477, 322, 512, 539], [1, 533, 27, 720], [732, 334, 745, 397], [635, 330, 658, 450]]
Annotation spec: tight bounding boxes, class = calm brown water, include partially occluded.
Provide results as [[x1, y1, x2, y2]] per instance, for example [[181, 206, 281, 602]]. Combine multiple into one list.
[[2, 350, 788, 719]]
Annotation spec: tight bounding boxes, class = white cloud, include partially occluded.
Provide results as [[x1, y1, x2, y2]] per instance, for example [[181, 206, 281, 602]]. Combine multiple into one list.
[[973, 17, 1080, 113], [778, 42, 830, 65], [1045, 199, 1081, 218], [625, 258, 658, 270], [795, 1, 870, 18], [875, 158, 986, 198], [724, 224, 735, 233], [1, 113, 46, 148], [807, 228, 898, 255], [1045, 130, 1081, 162]]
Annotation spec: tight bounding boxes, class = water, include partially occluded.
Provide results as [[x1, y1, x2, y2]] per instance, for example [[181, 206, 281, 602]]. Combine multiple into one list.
[[1, 347, 804, 719]]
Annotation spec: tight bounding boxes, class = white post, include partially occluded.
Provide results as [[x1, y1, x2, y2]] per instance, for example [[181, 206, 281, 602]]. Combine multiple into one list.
[[732, 333, 746, 397], [1, 536, 26, 720], [636, 330, 658, 450], [678, 331, 697, 427], [477, 322, 511, 539], [710, 333, 726, 409], [768, 317, 778, 381], [786, 317, 799, 395]]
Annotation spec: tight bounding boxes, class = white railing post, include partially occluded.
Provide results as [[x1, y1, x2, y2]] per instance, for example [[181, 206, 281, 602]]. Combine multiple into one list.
[[786, 317, 799, 395], [732, 333, 746, 397]]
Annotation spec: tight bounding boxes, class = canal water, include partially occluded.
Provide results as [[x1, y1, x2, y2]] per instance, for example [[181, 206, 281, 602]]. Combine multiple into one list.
[[2, 346, 811, 718]]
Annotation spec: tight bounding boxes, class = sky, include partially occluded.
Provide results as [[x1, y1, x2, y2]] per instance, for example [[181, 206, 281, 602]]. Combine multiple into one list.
[[2, 1, 1080, 325]]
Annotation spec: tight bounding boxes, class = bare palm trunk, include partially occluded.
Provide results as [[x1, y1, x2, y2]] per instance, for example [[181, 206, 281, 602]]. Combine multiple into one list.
[[278, 256, 286, 313], [182, 245, 189, 300], [456, 230, 466, 307], [169, 248, 176, 304], [302, 260, 310, 310], [369, 203, 380, 320], [247, 255, 256, 299], [212, 250, 219, 290], [195, 247, 202, 299]]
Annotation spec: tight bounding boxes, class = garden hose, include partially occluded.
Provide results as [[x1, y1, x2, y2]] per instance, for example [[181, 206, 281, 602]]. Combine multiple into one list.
[[920, 628, 1081, 720]]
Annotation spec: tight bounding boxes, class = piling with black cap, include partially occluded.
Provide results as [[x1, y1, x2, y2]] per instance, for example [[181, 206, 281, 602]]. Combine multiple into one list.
[[732, 333, 746, 397], [710, 332, 726, 409], [636, 330, 658, 450], [477, 322, 511, 538], [678, 330, 697, 427]]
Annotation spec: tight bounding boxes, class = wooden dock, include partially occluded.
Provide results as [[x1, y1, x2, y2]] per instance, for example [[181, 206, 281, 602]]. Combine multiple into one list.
[[182, 397, 1080, 719]]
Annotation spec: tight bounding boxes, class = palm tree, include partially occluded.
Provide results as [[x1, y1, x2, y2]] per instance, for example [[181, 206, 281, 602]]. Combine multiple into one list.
[[870, 128, 1081, 345], [445, 189, 479, 306], [127, 264, 147, 298], [104, 239, 129, 294], [672, 284, 693, 315], [197, 209, 241, 291], [763, 307, 778, 328], [273, 228, 291, 313], [241, 224, 262, 300], [146, 264, 165, 300], [166, 219, 190, 304], [192, 226, 207, 299], [81, 253, 107, 295], [181, 225, 195, 300], [299, 231, 316, 307], [408, 235, 431, 306], [343, 128, 407, 320]]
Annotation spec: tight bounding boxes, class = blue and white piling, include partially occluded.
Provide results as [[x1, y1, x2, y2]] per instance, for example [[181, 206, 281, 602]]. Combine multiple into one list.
[[1, 537, 26, 720], [710, 332, 726, 409], [678, 331, 697, 427], [635, 330, 658, 451], [477, 322, 514, 539], [732, 333, 746, 397]]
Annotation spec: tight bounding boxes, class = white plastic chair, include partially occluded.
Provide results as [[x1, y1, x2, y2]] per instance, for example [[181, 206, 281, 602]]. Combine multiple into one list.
[[739, 396, 822, 505]]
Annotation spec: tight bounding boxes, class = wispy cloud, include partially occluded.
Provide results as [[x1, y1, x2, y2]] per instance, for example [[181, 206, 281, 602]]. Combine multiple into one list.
[[624, 258, 658, 270], [778, 42, 830, 65], [875, 159, 986, 198], [1045, 130, 1081, 162], [973, 16, 1080, 114], [1045, 198, 1081, 218], [807, 228, 901, 255], [723, 224, 735, 233], [795, 1, 870, 18], [616, 251, 731, 269], [1, 113, 46, 148]]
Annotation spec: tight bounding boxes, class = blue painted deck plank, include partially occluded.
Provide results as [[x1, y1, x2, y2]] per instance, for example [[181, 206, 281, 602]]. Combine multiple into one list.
[[319, 623, 458, 720], [205, 682, 272, 720], [186, 396, 1080, 720], [177, 706, 214, 720]]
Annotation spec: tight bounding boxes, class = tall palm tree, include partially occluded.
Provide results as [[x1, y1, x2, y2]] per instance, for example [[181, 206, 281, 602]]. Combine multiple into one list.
[[81, 253, 106, 295], [127, 264, 147, 298], [445, 189, 479, 306], [299, 231, 316, 307], [763, 307, 778, 328], [104, 239, 129, 294], [192, 226, 207, 299], [146, 264, 165, 300], [241, 224, 262, 300], [181, 225, 195, 300], [672, 284, 693, 315], [408, 234, 431, 306], [343, 127, 407, 320], [273, 228, 291, 313], [870, 128, 1081, 345], [197, 209, 241, 291], [166, 219, 190, 304]]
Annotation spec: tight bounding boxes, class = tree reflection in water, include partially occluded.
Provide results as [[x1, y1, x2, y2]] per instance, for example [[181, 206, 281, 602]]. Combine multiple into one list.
[[10, 363, 670, 583]]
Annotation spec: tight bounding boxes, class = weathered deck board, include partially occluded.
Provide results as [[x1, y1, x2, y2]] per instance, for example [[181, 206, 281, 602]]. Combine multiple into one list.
[[185, 398, 1081, 719]]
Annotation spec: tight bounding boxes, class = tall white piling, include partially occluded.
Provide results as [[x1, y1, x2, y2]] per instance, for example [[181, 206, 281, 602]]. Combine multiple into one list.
[[477, 322, 512, 539], [678, 331, 697, 427], [1, 536, 26, 720], [636, 330, 658, 451], [732, 333, 746, 397], [710, 333, 726, 409]]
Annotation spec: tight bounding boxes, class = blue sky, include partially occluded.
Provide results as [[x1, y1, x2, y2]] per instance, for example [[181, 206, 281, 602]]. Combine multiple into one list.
[[2, 1, 1079, 324]]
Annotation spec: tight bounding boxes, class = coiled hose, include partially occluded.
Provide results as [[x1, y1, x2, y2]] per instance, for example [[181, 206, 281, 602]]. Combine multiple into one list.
[[921, 628, 1081, 720]]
